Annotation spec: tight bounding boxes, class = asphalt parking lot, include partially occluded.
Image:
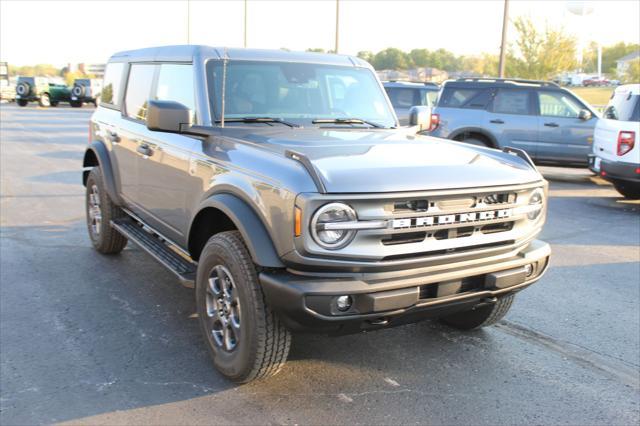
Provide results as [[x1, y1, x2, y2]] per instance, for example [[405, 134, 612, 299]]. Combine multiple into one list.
[[1, 103, 639, 425]]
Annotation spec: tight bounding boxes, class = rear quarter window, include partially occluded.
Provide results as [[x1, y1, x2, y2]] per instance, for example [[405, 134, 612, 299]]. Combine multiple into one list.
[[101, 62, 125, 107], [604, 92, 640, 122]]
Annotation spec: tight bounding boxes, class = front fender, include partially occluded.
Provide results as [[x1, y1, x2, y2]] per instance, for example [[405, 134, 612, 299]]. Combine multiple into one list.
[[194, 193, 285, 268], [82, 141, 121, 205]]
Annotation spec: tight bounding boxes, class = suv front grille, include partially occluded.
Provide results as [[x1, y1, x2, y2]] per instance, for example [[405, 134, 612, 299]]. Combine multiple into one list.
[[419, 275, 485, 299]]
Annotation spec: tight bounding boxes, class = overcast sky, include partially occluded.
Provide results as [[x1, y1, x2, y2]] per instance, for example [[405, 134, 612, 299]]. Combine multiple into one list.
[[1, 0, 639, 66]]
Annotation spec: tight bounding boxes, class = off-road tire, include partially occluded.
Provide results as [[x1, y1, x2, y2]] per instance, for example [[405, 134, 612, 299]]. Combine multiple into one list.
[[85, 168, 128, 254], [440, 294, 515, 330], [613, 181, 640, 200], [39, 94, 50, 107], [195, 231, 291, 383], [17, 99, 28, 107]]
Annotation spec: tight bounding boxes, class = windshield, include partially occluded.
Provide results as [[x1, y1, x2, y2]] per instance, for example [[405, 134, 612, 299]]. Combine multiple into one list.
[[207, 60, 396, 128]]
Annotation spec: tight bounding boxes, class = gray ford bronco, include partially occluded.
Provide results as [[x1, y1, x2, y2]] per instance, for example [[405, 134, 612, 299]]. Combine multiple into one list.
[[83, 45, 551, 383]]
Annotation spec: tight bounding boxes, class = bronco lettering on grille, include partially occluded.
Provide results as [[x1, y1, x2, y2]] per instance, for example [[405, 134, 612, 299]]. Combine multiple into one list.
[[391, 208, 513, 229]]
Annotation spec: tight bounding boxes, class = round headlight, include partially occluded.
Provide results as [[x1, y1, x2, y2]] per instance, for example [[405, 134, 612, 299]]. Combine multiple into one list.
[[527, 188, 544, 220], [310, 203, 357, 249]]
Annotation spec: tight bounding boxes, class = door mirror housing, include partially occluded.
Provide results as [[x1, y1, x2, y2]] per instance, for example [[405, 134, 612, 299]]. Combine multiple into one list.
[[408, 105, 432, 132], [578, 109, 592, 121], [146, 100, 193, 133]]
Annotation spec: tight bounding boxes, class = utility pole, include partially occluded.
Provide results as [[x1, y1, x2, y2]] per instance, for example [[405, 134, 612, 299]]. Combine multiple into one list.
[[244, 0, 248, 48], [186, 0, 190, 44], [498, 0, 509, 77], [334, 0, 339, 54]]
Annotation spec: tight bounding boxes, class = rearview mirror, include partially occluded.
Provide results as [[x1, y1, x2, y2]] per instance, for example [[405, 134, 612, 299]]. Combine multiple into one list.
[[146, 100, 193, 133], [578, 109, 592, 121], [409, 105, 431, 132]]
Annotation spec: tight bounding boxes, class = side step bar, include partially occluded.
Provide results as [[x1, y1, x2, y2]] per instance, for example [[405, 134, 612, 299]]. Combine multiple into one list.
[[111, 217, 196, 288]]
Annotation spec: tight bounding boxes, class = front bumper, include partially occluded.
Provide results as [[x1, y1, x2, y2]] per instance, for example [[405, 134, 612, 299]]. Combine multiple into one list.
[[260, 239, 551, 334]]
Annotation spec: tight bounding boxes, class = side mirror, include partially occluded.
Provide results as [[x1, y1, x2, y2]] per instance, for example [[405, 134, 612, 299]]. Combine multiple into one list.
[[409, 105, 431, 132], [578, 109, 592, 121], [147, 100, 192, 133]]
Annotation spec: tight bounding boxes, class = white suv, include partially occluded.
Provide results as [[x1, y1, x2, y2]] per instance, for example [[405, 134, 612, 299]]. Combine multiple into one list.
[[590, 84, 640, 199]]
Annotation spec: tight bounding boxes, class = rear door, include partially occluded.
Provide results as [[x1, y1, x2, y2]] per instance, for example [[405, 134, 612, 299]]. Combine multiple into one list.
[[536, 90, 596, 165], [485, 88, 539, 158], [135, 63, 198, 245]]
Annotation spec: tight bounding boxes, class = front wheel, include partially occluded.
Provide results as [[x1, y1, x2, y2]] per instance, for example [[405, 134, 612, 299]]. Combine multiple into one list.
[[195, 231, 291, 383], [85, 168, 128, 254], [613, 181, 640, 199], [70, 100, 82, 108], [17, 99, 28, 107], [440, 294, 515, 330]]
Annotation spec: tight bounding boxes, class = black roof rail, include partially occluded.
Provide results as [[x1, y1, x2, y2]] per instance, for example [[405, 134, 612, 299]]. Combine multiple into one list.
[[455, 77, 559, 88], [383, 80, 439, 86]]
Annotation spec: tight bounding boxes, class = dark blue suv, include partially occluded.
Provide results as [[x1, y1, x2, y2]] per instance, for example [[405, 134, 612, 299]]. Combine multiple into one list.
[[429, 78, 598, 166]]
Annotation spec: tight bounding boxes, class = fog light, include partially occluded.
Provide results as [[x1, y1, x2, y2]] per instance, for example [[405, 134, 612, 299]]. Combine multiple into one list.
[[336, 295, 353, 312], [524, 263, 534, 277]]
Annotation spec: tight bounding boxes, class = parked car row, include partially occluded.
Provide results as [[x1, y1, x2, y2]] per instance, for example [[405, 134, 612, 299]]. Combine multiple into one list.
[[13, 76, 102, 108], [384, 78, 639, 199]]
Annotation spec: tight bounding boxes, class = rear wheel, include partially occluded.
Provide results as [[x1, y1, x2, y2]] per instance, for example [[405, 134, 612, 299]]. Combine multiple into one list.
[[17, 99, 28, 107], [195, 231, 291, 383], [440, 294, 515, 330], [85, 168, 128, 254], [613, 181, 640, 200], [39, 94, 50, 107], [458, 136, 492, 148], [51, 101, 59, 107]]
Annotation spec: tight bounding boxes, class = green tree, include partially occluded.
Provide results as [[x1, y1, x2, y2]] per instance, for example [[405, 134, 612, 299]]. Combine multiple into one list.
[[372, 48, 412, 70], [583, 42, 640, 74], [9, 64, 60, 77], [510, 16, 577, 79], [409, 49, 431, 67], [623, 59, 640, 83], [356, 51, 375, 64]]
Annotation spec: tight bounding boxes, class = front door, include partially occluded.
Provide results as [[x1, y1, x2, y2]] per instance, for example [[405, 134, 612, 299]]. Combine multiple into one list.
[[536, 90, 596, 165]]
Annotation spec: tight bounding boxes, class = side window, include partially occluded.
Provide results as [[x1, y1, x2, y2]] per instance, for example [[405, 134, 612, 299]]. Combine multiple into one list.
[[422, 90, 439, 107], [154, 64, 196, 121], [492, 89, 531, 115], [124, 64, 156, 122], [101, 62, 124, 107], [537, 91, 582, 118], [440, 88, 491, 109], [386, 88, 417, 108]]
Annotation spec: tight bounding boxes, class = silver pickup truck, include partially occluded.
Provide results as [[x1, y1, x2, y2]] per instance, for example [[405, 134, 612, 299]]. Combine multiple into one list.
[[83, 45, 551, 383]]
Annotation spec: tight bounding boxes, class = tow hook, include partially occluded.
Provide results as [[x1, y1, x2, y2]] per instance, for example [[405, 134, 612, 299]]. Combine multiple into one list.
[[368, 317, 389, 326], [473, 297, 498, 309]]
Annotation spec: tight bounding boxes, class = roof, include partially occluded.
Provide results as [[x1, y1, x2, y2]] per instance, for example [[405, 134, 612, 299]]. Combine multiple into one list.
[[109, 45, 370, 68], [382, 81, 439, 89], [614, 83, 640, 95], [617, 51, 640, 63], [444, 77, 560, 89]]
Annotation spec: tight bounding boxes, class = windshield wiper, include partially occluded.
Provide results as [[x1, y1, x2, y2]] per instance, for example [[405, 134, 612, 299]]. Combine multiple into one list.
[[215, 117, 300, 128], [311, 118, 384, 128]]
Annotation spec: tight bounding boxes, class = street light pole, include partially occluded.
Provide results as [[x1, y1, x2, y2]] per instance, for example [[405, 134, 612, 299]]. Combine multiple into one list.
[[334, 0, 339, 54], [498, 0, 509, 77], [244, 0, 248, 48], [186, 0, 190, 44]]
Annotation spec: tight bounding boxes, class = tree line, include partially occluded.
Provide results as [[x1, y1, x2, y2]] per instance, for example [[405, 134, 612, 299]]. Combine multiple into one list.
[[310, 17, 639, 82]]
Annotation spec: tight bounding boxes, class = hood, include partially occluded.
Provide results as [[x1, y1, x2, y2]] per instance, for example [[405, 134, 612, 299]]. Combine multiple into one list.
[[224, 127, 542, 193]]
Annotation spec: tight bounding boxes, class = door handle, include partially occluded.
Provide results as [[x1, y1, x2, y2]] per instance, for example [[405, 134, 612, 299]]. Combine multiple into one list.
[[544, 122, 559, 127], [137, 143, 153, 157], [490, 119, 504, 124]]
